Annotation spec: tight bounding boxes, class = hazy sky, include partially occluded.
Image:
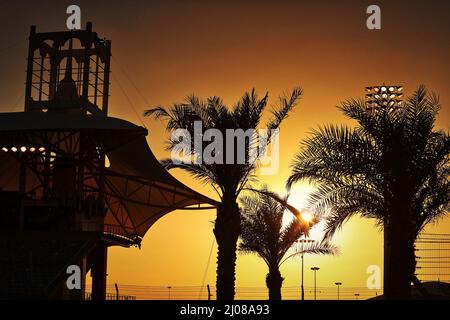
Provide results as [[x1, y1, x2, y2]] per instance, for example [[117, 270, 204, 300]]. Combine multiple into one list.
[[0, 0, 449, 299]]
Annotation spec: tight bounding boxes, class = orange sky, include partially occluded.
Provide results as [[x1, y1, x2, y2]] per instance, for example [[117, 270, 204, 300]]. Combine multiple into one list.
[[0, 0, 449, 299]]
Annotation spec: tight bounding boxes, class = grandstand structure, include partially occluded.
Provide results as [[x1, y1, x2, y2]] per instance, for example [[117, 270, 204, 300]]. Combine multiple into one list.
[[0, 23, 217, 299]]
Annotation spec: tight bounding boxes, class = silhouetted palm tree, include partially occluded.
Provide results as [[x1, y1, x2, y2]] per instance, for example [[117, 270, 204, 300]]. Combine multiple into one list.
[[239, 189, 337, 300], [288, 86, 450, 299], [144, 88, 303, 300]]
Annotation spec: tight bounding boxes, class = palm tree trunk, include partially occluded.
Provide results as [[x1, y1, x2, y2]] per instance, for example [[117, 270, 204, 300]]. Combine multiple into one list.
[[383, 208, 416, 300], [213, 194, 240, 300], [266, 267, 284, 300]]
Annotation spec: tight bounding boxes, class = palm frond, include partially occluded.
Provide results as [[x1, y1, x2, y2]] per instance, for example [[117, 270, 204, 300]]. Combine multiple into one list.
[[147, 88, 302, 199], [288, 85, 450, 245], [266, 87, 303, 138], [280, 242, 339, 266], [239, 187, 335, 269], [159, 158, 219, 191]]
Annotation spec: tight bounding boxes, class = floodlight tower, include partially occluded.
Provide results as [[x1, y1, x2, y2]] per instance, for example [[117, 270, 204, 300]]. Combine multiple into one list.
[[364, 83, 403, 301], [365, 84, 403, 112]]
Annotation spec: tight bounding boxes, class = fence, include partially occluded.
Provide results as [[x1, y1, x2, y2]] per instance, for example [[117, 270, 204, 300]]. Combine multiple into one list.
[[84, 292, 136, 300], [95, 232, 450, 300], [100, 284, 381, 300], [415, 233, 450, 283]]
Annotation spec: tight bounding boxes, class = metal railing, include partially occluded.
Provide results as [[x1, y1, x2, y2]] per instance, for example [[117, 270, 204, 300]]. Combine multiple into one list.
[[103, 224, 141, 245], [78, 221, 140, 245], [84, 292, 136, 300]]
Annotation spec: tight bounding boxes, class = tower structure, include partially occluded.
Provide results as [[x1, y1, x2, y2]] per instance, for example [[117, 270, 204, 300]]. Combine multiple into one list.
[[0, 23, 216, 300]]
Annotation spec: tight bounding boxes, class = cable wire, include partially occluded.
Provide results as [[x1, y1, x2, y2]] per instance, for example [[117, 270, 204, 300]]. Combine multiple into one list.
[[198, 236, 215, 299]]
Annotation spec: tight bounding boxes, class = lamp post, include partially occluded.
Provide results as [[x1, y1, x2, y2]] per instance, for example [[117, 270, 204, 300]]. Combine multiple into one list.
[[335, 282, 342, 300], [297, 238, 315, 300], [354, 293, 360, 300], [310, 267, 320, 300], [167, 286, 172, 300]]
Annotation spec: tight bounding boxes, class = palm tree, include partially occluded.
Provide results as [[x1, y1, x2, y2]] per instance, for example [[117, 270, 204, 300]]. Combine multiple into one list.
[[144, 88, 303, 300], [239, 188, 338, 300], [288, 86, 450, 299]]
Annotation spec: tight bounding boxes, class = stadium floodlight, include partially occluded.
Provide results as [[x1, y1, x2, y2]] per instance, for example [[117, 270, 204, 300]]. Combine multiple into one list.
[[365, 83, 404, 112]]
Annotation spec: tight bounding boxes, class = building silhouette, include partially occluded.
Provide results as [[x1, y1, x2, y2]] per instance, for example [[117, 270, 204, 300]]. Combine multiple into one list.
[[0, 23, 217, 299]]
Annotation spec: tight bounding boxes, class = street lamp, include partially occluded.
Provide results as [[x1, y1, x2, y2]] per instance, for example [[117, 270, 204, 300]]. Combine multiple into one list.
[[167, 286, 172, 300], [310, 267, 320, 300], [354, 293, 360, 300], [335, 282, 342, 300], [296, 238, 315, 300]]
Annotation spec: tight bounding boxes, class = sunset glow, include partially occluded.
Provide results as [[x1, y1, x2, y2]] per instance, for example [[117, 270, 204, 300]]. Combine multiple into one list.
[[0, 0, 448, 303]]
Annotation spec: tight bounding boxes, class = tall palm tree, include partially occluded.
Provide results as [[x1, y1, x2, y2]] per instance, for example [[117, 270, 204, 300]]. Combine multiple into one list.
[[144, 88, 303, 300], [239, 189, 338, 300], [288, 86, 450, 299]]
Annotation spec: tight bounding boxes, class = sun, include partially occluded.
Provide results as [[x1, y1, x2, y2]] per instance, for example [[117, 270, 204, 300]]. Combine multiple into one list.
[[300, 211, 314, 223]]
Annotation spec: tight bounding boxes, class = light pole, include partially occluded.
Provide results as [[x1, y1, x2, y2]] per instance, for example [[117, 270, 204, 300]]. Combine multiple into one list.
[[297, 238, 315, 300], [335, 282, 342, 300], [168, 286, 172, 300], [354, 293, 360, 300], [310, 267, 320, 300]]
